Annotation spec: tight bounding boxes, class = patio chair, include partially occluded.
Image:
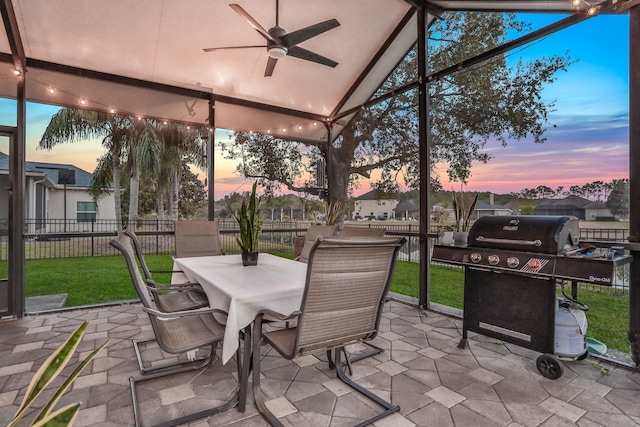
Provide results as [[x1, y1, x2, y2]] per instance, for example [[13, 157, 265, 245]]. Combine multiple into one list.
[[174, 220, 225, 258], [123, 227, 200, 287], [110, 233, 238, 426], [293, 224, 337, 262], [111, 233, 215, 373], [338, 225, 386, 238], [252, 236, 407, 427], [113, 232, 208, 313]]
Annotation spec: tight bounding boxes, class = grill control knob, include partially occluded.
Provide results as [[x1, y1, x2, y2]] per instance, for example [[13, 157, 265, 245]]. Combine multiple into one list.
[[470, 253, 482, 263], [488, 255, 500, 265], [507, 257, 519, 268]]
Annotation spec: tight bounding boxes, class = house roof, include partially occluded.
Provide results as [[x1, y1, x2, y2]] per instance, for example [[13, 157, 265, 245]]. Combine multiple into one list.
[[394, 201, 418, 211], [0, 151, 94, 188], [535, 195, 594, 208], [0, 0, 621, 145], [355, 189, 398, 201]]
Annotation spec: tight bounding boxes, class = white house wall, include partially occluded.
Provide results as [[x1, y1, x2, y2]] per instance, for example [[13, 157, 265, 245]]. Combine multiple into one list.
[[354, 199, 399, 220], [46, 186, 116, 232]]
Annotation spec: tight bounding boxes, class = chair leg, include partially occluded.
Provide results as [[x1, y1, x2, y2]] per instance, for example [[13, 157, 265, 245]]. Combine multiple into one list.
[[133, 337, 212, 374], [130, 343, 238, 427], [334, 347, 400, 427], [252, 320, 284, 427], [347, 341, 385, 364]]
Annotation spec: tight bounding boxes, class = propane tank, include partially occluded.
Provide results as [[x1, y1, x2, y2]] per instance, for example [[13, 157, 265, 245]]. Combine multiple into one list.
[[554, 296, 588, 359]]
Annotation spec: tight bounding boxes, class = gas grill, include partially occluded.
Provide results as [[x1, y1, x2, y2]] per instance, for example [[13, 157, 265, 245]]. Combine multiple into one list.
[[432, 215, 632, 379]]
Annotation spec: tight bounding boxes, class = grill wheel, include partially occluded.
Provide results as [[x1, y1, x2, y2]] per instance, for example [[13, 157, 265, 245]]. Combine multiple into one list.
[[536, 353, 564, 380]]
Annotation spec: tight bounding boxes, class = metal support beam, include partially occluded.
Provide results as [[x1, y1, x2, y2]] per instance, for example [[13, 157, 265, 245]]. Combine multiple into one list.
[[325, 122, 333, 203], [417, 4, 431, 309], [627, 4, 640, 365], [208, 96, 216, 221]]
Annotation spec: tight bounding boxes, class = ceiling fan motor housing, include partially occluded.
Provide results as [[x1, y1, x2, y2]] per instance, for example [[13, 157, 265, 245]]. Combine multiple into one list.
[[267, 26, 288, 58]]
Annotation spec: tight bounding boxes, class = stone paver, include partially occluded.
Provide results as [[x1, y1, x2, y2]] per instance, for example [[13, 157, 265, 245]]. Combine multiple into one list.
[[1, 301, 639, 426]]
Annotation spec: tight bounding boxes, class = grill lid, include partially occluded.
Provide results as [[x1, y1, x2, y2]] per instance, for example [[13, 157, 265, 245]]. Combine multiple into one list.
[[467, 215, 579, 254]]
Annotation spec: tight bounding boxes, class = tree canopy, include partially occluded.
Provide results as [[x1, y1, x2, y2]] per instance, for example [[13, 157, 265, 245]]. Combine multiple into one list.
[[219, 12, 573, 212]]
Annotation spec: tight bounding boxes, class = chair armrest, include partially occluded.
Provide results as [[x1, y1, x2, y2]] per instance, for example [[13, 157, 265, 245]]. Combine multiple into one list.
[[142, 306, 227, 318], [257, 309, 301, 323], [150, 269, 184, 274], [147, 279, 202, 289]]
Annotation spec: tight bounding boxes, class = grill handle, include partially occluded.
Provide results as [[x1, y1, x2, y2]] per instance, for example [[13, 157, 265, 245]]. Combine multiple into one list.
[[475, 236, 542, 247]]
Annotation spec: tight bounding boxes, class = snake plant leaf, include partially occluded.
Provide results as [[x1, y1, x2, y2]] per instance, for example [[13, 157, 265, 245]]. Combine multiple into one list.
[[31, 403, 80, 427], [34, 338, 110, 423], [10, 321, 88, 426]]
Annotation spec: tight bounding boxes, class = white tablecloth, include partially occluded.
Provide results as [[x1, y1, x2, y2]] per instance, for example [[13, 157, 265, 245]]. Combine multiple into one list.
[[174, 253, 307, 363]]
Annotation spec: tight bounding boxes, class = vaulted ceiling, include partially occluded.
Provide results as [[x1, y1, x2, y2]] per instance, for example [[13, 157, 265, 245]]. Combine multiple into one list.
[[0, 0, 624, 144]]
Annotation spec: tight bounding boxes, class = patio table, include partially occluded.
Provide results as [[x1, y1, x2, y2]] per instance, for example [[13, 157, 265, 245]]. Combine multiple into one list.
[[174, 253, 307, 410]]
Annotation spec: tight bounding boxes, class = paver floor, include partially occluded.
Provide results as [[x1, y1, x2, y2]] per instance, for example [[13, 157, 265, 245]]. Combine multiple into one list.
[[1, 300, 640, 426]]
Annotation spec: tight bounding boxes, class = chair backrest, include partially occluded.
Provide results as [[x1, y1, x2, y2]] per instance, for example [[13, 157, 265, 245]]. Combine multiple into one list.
[[123, 228, 153, 282], [338, 226, 386, 238], [297, 224, 337, 263], [174, 221, 224, 258], [294, 236, 406, 355], [110, 232, 155, 309]]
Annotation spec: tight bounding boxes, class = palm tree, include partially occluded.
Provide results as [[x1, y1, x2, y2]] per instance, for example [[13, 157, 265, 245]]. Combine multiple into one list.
[[151, 122, 207, 222], [39, 108, 131, 227]]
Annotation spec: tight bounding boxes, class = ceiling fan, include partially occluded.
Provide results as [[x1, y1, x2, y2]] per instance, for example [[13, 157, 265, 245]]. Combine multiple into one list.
[[203, 1, 340, 77]]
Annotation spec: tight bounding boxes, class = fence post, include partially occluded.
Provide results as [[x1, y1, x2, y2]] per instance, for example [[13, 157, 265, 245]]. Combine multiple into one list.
[[91, 220, 95, 257], [156, 218, 160, 255]]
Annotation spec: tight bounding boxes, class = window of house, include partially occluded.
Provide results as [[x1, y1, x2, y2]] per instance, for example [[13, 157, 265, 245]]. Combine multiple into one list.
[[77, 201, 97, 222]]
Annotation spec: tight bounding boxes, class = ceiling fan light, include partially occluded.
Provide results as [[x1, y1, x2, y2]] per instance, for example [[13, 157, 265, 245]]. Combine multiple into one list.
[[268, 46, 287, 59]]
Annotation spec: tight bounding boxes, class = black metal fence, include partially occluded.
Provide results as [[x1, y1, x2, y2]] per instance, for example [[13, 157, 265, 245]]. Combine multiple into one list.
[[0, 219, 631, 266]]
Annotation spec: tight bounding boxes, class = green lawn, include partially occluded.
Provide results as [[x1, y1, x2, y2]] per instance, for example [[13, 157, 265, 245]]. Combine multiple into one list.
[[0, 255, 631, 353]]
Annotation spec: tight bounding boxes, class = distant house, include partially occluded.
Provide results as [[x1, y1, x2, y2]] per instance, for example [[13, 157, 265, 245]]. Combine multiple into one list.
[[442, 194, 512, 222], [0, 152, 115, 233], [472, 195, 513, 219], [394, 201, 419, 221], [352, 189, 398, 220], [533, 195, 612, 220]]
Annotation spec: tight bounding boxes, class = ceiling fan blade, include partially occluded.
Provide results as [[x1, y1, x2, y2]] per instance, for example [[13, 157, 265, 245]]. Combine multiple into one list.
[[229, 4, 274, 41], [203, 45, 266, 52], [280, 19, 340, 47], [287, 46, 338, 68], [264, 57, 278, 77]]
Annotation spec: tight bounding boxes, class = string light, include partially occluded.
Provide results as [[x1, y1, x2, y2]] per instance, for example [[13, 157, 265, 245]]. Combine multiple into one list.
[[13, 69, 21, 76], [33, 78, 331, 137], [572, 0, 600, 16]]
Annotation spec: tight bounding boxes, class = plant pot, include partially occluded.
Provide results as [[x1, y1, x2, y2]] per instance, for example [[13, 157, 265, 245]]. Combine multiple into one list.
[[241, 251, 259, 266], [439, 231, 454, 246], [452, 231, 469, 246]]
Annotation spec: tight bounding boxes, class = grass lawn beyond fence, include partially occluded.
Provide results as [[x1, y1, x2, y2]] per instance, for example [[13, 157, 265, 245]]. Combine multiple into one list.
[[0, 254, 631, 353]]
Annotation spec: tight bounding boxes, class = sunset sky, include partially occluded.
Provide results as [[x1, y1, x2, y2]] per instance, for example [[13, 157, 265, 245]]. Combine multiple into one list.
[[0, 12, 630, 201]]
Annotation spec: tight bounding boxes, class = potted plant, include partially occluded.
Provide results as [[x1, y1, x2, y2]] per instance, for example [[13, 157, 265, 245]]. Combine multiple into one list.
[[452, 191, 478, 245], [233, 181, 264, 266], [8, 320, 108, 427]]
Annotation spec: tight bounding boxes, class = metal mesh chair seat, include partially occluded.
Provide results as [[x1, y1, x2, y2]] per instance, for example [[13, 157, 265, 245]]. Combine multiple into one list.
[[295, 224, 337, 262], [154, 288, 208, 313], [149, 309, 226, 354], [174, 220, 224, 258], [337, 226, 386, 238], [252, 236, 406, 427]]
